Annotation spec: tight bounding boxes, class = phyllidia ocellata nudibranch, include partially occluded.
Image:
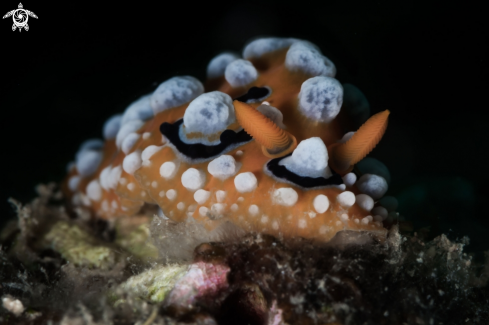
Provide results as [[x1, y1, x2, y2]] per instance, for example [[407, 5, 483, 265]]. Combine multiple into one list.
[[63, 37, 398, 242]]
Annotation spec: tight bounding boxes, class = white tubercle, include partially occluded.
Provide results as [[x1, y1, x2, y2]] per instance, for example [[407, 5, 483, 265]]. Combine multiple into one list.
[[142, 145, 163, 163], [313, 194, 330, 214], [234, 172, 258, 193], [121, 94, 154, 125], [285, 41, 336, 77], [336, 191, 356, 208], [342, 173, 357, 187], [116, 119, 144, 149], [279, 137, 332, 178], [166, 189, 177, 201], [76, 149, 103, 177], [194, 189, 211, 204], [248, 205, 259, 216], [225, 59, 258, 88], [121, 132, 141, 154], [356, 174, 388, 200], [216, 190, 227, 203], [207, 52, 240, 79], [150, 76, 204, 114], [298, 76, 343, 123], [99, 166, 112, 191], [68, 175, 81, 192], [108, 165, 122, 189], [122, 150, 142, 175], [208, 155, 237, 180], [181, 168, 206, 191], [86, 179, 102, 202], [160, 161, 178, 179], [273, 188, 298, 207], [356, 194, 374, 211], [182, 91, 236, 144], [243, 37, 297, 59], [103, 114, 122, 140]]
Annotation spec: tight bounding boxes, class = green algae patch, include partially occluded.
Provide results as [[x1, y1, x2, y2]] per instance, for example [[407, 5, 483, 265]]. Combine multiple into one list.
[[44, 221, 117, 269], [112, 264, 188, 304], [115, 223, 159, 262]]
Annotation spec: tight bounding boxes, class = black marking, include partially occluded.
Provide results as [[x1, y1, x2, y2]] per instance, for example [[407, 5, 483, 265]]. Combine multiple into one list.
[[235, 86, 270, 103], [160, 119, 252, 159], [266, 154, 344, 188]]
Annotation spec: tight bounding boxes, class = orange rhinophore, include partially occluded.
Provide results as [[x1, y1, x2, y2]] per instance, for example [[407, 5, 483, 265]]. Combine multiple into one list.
[[233, 100, 297, 158], [63, 37, 397, 242], [329, 110, 390, 174]]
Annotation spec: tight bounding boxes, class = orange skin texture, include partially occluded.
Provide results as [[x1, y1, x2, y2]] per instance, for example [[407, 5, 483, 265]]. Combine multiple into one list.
[[64, 47, 389, 242]]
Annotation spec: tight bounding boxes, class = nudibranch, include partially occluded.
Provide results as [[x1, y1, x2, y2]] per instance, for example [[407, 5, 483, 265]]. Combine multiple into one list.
[[63, 37, 395, 242]]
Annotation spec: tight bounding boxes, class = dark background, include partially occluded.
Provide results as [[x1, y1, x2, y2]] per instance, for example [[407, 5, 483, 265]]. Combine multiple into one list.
[[1, 1, 488, 252]]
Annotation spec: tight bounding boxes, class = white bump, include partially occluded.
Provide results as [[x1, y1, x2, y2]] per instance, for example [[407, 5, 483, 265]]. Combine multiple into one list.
[[121, 132, 141, 154], [119, 177, 127, 185], [361, 217, 370, 225], [308, 211, 317, 219], [286, 41, 336, 77], [142, 145, 163, 163], [224, 59, 258, 88], [211, 203, 226, 216], [298, 76, 343, 122], [127, 183, 136, 191], [199, 206, 209, 217], [68, 175, 81, 192], [235, 150, 243, 156], [103, 114, 122, 140], [340, 213, 349, 221], [336, 191, 356, 208], [372, 206, 388, 220], [298, 219, 307, 229], [313, 194, 330, 214], [142, 132, 151, 140], [194, 189, 211, 204], [356, 194, 374, 211], [272, 188, 298, 207], [108, 166, 122, 189], [116, 120, 144, 149], [279, 137, 331, 178], [356, 174, 388, 200], [159, 190, 165, 198], [261, 215, 269, 224], [166, 189, 177, 201], [211, 190, 227, 204], [121, 94, 154, 125], [208, 155, 237, 180], [141, 191, 147, 197], [181, 168, 206, 191], [151, 181, 158, 188], [150, 76, 204, 114], [86, 180, 102, 202], [122, 150, 142, 175], [354, 219, 360, 224], [230, 203, 239, 212], [182, 92, 235, 142], [111, 200, 119, 209], [177, 202, 185, 210], [342, 173, 357, 187], [207, 52, 240, 79], [234, 172, 258, 193], [243, 37, 296, 60], [160, 161, 178, 179], [76, 149, 103, 177], [99, 166, 112, 191], [237, 196, 244, 202], [248, 205, 259, 216]]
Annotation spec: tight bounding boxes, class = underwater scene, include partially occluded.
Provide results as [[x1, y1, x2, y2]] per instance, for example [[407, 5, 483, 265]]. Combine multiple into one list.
[[1, 2, 488, 324]]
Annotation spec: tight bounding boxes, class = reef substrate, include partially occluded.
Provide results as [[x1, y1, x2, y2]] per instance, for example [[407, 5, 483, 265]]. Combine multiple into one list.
[[0, 185, 488, 325]]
